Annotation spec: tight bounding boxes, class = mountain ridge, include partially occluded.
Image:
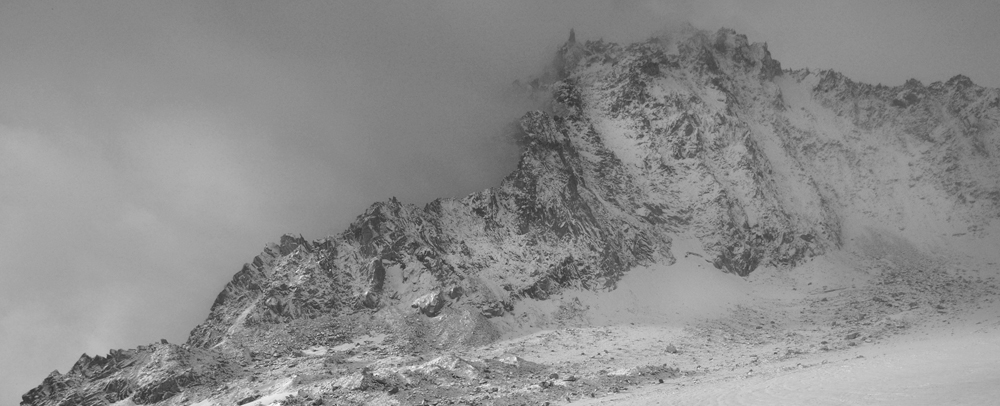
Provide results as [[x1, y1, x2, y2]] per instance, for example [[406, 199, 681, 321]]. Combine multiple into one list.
[[22, 26, 1000, 406]]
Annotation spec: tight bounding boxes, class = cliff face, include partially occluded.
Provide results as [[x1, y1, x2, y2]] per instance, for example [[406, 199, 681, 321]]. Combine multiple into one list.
[[22, 27, 1000, 406]]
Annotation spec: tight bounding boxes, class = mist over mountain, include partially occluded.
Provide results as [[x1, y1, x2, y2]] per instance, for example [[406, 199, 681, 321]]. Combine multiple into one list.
[[18, 25, 1000, 406], [6, 1, 1000, 404]]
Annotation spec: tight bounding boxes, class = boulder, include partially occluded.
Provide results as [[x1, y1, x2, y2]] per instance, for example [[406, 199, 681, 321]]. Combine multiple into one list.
[[360, 290, 379, 309], [334, 370, 375, 391], [411, 292, 446, 317]]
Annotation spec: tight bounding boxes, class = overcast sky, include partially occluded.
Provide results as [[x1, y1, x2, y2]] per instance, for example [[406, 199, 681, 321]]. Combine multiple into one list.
[[2, 0, 998, 402]]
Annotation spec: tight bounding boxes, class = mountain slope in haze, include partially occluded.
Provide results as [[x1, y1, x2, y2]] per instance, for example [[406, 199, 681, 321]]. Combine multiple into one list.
[[21, 27, 1000, 406]]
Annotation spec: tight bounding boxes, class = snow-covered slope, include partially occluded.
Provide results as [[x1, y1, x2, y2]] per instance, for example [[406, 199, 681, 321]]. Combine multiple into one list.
[[21, 27, 1000, 406]]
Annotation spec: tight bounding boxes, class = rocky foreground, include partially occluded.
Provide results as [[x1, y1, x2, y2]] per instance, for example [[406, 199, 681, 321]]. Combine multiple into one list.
[[22, 26, 1000, 405]]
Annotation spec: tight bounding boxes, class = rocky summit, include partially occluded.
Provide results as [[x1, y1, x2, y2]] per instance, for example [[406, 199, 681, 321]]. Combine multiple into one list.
[[22, 27, 1000, 406]]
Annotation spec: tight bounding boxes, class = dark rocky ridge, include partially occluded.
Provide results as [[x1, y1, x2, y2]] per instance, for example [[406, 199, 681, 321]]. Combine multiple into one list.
[[22, 27, 1000, 406]]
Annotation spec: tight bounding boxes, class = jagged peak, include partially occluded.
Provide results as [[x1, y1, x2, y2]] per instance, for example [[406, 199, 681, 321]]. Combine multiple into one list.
[[812, 69, 855, 92], [707, 28, 781, 79], [904, 78, 924, 88], [277, 233, 311, 256], [946, 74, 974, 89], [554, 30, 588, 79], [712, 27, 750, 51]]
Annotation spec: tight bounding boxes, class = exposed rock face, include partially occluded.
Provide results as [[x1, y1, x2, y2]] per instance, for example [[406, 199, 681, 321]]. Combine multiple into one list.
[[22, 27, 1000, 406]]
